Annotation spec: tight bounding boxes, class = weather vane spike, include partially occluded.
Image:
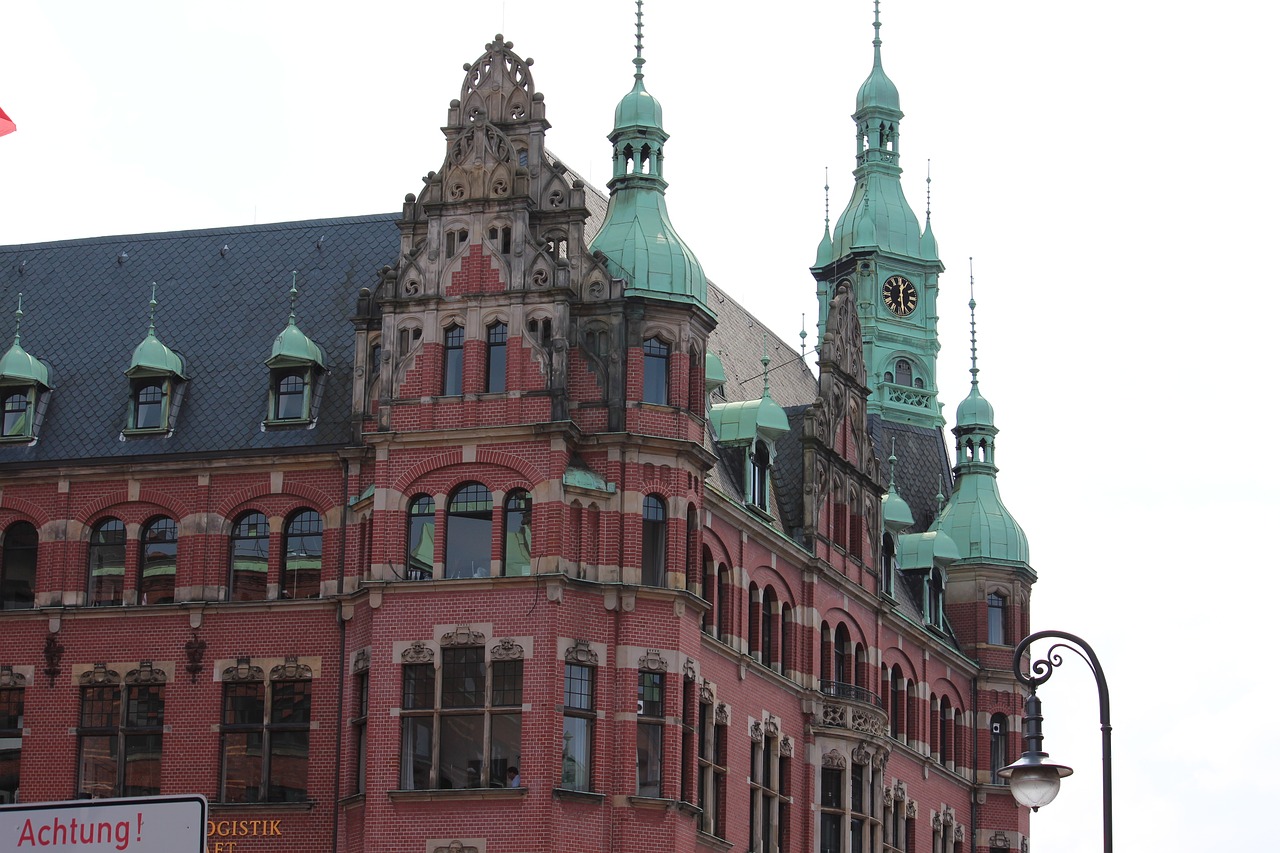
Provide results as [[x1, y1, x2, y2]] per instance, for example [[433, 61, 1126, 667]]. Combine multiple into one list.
[[926, 159, 933, 221], [824, 167, 831, 231], [12, 292, 23, 344], [936, 474, 946, 511], [888, 436, 899, 487], [968, 258, 979, 387], [800, 313, 808, 357], [760, 334, 772, 394], [148, 282, 158, 333], [634, 0, 646, 76], [290, 270, 299, 321], [873, 0, 883, 54]]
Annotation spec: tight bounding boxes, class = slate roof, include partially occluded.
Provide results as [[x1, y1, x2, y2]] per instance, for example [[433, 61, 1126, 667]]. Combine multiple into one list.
[[868, 415, 953, 533], [0, 214, 399, 466]]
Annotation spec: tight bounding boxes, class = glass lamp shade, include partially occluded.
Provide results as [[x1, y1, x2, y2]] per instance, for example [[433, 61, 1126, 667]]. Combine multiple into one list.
[[998, 751, 1073, 811]]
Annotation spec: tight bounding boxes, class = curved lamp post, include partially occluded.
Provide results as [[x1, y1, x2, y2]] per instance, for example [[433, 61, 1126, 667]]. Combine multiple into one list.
[[997, 630, 1112, 853]]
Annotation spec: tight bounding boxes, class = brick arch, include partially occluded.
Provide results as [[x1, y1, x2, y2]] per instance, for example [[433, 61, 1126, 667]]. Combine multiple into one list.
[[474, 449, 542, 485], [76, 491, 131, 526], [701, 527, 732, 568], [0, 496, 51, 528], [391, 449, 467, 495], [822, 607, 869, 648], [928, 676, 967, 715], [879, 647, 919, 682], [216, 481, 335, 521], [746, 564, 796, 607]]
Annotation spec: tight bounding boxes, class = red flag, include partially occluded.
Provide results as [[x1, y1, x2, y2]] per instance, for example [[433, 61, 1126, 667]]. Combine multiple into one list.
[[0, 105, 15, 137]]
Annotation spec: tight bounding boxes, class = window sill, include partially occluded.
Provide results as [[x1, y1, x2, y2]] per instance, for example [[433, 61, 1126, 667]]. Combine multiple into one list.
[[121, 427, 169, 437], [697, 830, 734, 852], [388, 787, 525, 802], [627, 795, 678, 810], [676, 800, 702, 818], [337, 792, 365, 808], [552, 787, 604, 803], [0, 434, 35, 444], [263, 418, 314, 429], [209, 800, 315, 811]]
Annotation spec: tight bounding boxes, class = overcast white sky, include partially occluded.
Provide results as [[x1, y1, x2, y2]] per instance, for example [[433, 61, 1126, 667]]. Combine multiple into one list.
[[2, 1, 1277, 849]]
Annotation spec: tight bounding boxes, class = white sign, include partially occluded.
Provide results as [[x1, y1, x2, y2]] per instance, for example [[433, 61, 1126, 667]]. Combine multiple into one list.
[[0, 795, 206, 853]]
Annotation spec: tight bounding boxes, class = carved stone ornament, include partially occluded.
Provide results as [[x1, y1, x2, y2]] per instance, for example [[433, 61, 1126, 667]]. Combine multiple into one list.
[[715, 702, 729, 725], [222, 658, 264, 682], [1021, 837, 1029, 853], [353, 648, 371, 672], [564, 639, 598, 665], [699, 679, 714, 704], [637, 649, 668, 673], [906, 799, 917, 819], [883, 785, 894, 804], [43, 633, 64, 685], [748, 720, 764, 742], [491, 638, 524, 660], [401, 642, 434, 664], [850, 708, 887, 736], [894, 780, 907, 802], [432, 842, 478, 853], [271, 656, 312, 681], [441, 625, 486, 647], [125, 661, 167, 685], [822, 703, 847, 727], [0, 666, 26, 688], [932, 813, 943, 831], [875, 751, 890, 772], [79, 663, 120, 686], [991, 832, 1010, 848], [821, 749, 847, 769], [779, 735, 793, 758], [683, 658, 697, 681], [763, 716, 780, 739], [851, 742, 873, 766], [956, 825, 966, 844]]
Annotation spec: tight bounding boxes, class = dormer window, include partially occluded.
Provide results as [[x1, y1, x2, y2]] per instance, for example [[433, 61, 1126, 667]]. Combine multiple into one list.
[[2, 390, 31, 438], [264, 279, 326, 427], [123, 287, 186, 436], [0, 295, 53, 442], [745, 439, 772, 512]]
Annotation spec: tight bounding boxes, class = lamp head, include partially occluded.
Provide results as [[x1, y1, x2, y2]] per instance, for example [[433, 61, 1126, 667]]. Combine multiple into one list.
[[998, 750, 1073, 811]]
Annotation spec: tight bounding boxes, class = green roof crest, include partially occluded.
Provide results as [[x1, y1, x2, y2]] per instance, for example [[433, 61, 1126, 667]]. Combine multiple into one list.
[[267, 271, 327, 370], [126, 283, 186, 379], [0, 293, 51, 388]]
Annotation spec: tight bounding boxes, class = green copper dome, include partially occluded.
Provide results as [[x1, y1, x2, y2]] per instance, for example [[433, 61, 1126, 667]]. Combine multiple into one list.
[[267, 317, 326, 370], [710, 390, 790, 445], [882, 481, 914, 532], [920, 215, 939, 261], [813, 223, 833, 268], [614, 75, 663, 131], [856, 43, 899, 113], [127, 330, 186, 379], [931, 476, 1029, 565], [0, 340, 49, 387], [705, 350, 726, 395], [896, 529, 960, 569], [956, 384, 994, 427]]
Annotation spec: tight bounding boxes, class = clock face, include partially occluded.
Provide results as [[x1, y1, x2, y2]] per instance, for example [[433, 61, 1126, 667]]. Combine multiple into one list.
[[881, 275, 918, 317]]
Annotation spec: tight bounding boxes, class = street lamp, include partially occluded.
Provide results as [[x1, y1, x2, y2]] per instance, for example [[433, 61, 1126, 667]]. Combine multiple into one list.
[[997, 630, 1113, 853]]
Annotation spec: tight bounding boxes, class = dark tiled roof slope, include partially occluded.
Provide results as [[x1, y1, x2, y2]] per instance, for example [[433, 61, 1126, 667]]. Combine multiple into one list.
[[0, 214, 399, 465], [868, 415, 953, 533]]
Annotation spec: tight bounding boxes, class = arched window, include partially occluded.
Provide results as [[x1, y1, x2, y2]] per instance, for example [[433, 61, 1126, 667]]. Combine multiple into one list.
[[502, 490, 532, 577], [132, 383, 166, 431], [702, 554, 716, 635], [446, 484, 492, 579], [405, 495, 435, 580], [87, 518, 126, 606], [779, 602, 792, 676], [486, 322, 508, 393], [991, 713, 1009, 783], [716, 564, 731, 639], [442, 325, 465, 396], [273, 372, 307, 421], [641, 338, 669, 404], [987, 592, 1007, 645], [139, 517, 177, 605], [939, 696, 953, 767], [761, 587, 777, 670], [641, 495, 666, 586], [1, 521, 37, 609], [2, 391, 31, 438], [746, 440, 770, 510], [889, 665, 904, 741], [881, 532, 896, 597], [282, 510, 322, 599], [894, 359, 912, 386], [229, 512, 269, 601], [834, 624, 852, 686]]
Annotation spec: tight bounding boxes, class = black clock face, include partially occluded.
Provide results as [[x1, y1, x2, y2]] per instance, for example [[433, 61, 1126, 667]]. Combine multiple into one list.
[[882, 276, 918, 317]]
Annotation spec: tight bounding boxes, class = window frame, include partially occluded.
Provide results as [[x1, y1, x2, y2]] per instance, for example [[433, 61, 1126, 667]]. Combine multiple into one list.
[[641, 494, 667, 587], [138, 516, 177, 605], [405, 495, 436, 580], [0, 682, 23, 805], [1, 387, 34, 439], [697, 698, 728, 838], [636, 671, 664, 797], [442, 325, 465, 396], [987, 592, 1007, 645], [485, 322, 508, 394], [1, 521, 37, 610], [445, 483, 493, 579], [641, 337, 670, 405], [281, 509, 322, 600], [127, 379, 170, 433], [77, 677, 165, 799], [502, 490, 532, 577], [561, 662, 595, 792], [87, 518, 126, 607], [228, 511, 270, 602], [219, 669, 312, 804]]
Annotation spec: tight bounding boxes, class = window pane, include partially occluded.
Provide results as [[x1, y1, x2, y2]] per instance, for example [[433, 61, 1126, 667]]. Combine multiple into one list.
[[406, 496, 435, 580], [491, 660, 523, 707], [438, 714, 484, 789], [402, 664, 435, 710], [400, 716, 433, 790], [221, 731, 264, 802], [78, 735, 118, 799], [2, 391, 29, 437], [275, 372, 306, 420], [80, 685, 120, 728], [134, 383, 166, 430], [443, 326, 464, 396], [441, 648, 485, 708], [283, 511, 322, 599], [123, 733, 163, 796], [88, 519, 125, 606], [126, 685, 164, 728], [223, 683, 265, 726], [446, 485, 492, 579], [987, 593, 1006, 645], [486, 323, 507, 394], [502, 491, 532, 577], [637, 672, 663, 717], [641, 496, 666, 586], [565, 664, 593, 711], [636, 722, 663, 797], [267, 728, 309, 801], [140, 518, 177, 604], [2, 521, 38, 609], [562, 715, 592, 791], [271, 681, 311, 726], [642, 338, 669, 404], [490, 711, 521, 785], [230, 513, 269, 602]]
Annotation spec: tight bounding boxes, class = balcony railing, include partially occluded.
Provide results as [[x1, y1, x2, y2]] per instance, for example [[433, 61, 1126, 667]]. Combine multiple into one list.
[[820, 679, 883, 709]]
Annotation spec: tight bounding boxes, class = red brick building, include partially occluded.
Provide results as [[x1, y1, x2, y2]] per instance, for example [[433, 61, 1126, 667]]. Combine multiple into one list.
[[0, 12, 1037, 853]]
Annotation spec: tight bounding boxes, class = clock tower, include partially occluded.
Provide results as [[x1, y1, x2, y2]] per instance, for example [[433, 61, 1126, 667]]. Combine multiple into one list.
[[812, 2, 944, 432]]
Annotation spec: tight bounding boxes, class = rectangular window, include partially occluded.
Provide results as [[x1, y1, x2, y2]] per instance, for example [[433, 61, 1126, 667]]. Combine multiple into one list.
[[562, 663, 594, 791], [0, 685, 22, 804], [353, 669, 368, 795], [443, 326, 465, 396], [220, 678, 310, 802], [401, 648, 522, 790], [987, 593, 1007, 645], [642, 338, 669, 405], [819, 767, 842, 853], [486, 323, 508, 394], [636, 672, 664, 797], [77, 682, 164, 799], [750, 734, 790, 853], [697, 701, 727, 837]]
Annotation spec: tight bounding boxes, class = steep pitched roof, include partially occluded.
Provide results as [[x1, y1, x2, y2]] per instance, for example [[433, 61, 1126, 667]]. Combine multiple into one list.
[[0, 214, 398, 466]]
